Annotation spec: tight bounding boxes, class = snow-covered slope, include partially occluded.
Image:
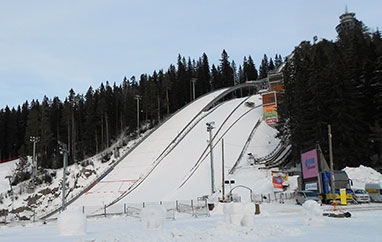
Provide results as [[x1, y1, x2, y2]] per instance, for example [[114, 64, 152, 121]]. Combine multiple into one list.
[[0, 159, 17, 193], [71, 88, 229, 207], [124, 95, 266, 203], [71, 90, 282, 209]]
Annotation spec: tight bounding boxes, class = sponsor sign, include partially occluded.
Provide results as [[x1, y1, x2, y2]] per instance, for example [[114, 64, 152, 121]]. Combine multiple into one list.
[[272, 172, 283, 192], [262, 92, 277, 105], [263, 104, 278, 124], [301, 149, 319, 179], [305, 182, 318, 191]]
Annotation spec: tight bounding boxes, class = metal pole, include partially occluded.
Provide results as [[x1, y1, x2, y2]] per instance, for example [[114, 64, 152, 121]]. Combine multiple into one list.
[[222, 139, 225, 201], [62, 146, 68, 211], [135, 95, 141, 138], [30, 136, 40, 186], [58, 141, 68, 212], [328, 124, 336, 207], [191, 78, 196, 100], [207, 122, 215, 194], [32, 140, 36, 181]]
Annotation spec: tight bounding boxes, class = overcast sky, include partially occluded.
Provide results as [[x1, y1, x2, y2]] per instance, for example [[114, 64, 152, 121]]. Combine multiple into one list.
[[1, 0, 381, 109]]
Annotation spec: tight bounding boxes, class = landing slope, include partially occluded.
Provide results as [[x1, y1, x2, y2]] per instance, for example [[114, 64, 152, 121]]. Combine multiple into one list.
[[71, 89, 228, 207]]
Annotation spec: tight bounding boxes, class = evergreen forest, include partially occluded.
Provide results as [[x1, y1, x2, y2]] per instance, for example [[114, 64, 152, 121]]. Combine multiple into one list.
[[277, 22, 382, 170], [0, 50, 280, 168]]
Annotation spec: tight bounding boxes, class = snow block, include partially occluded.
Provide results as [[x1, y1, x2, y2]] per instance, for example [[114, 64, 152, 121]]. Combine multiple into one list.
[[302, 200, 324, 226], [241, 203, 255, 226], [58, 208, 87, 236], [141, 205, 166, 229], [223, 202, 255, 227]]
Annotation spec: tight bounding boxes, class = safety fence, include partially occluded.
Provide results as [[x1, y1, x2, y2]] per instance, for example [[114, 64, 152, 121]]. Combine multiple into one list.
[[1, 192, 297, 225], [46, 199, 210, 222], [252, 192, 296, 204]]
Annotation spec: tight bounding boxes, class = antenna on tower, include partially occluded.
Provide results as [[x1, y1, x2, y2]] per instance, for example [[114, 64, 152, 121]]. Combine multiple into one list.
[[345, 5, 348, 14]]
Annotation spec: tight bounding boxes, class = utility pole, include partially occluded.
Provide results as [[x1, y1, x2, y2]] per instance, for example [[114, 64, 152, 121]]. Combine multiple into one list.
[[221, 138, 225, 202], [58, 141, 68, 212], [328, 124, 337, 209], [29, 136, 40, 186], [191, 78, 197, 100], [135, 95, 142, 138], [206, 122, 215, 194]]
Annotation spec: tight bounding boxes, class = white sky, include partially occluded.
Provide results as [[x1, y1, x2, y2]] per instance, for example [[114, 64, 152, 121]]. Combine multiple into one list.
[[1, 0, 381, 109]]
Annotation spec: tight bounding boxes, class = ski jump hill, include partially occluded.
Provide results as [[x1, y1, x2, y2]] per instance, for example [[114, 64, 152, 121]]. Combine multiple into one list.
[[67, 83, 283, 213]]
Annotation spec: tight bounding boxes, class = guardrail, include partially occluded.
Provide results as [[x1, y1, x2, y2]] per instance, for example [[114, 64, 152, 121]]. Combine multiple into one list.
[[229, 118, 262, 174]]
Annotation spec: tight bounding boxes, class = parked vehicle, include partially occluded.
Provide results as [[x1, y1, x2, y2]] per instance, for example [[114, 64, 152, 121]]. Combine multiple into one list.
[[319, 171, 353, 203], [352, 188, 370, 203], [296, 190, 322, 205], [365, 183, 382, 202]]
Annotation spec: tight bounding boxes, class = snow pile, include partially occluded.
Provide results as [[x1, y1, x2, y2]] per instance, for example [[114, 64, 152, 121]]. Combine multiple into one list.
[[302, 200, 324, 226], [141, 205, 166, 229], [223, 202, 255, 226], [0, 159, 18, 193], [57, 208, 87, 236], [343, 165, 382, 189]]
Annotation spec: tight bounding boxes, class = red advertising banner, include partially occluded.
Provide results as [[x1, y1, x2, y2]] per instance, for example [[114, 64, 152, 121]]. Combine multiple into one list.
[[272, 172, 283, 192]]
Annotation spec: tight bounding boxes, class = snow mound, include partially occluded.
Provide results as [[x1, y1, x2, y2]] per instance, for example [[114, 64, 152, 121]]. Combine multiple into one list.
[[223, 202, 255, 226], [141, 205, 166, 229], [343, 165, 382, 189], [57, 208, 87, 236], [302, 200, 324, 226]]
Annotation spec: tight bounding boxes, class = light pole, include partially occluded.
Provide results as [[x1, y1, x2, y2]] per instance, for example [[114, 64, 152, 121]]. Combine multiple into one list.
[[135, 95, 142, 138], [30, 136, 40, 185], [206, 122, 215, 194], [191, 78, 197, 100], [221, 138, 225, 202], [328, 124, 337, 209], [58, 141, 68, 212]]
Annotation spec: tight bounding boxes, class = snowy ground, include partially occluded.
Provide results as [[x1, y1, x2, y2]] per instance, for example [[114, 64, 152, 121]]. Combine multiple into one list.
[[1, 202, 382, 242], [0, 160, 17, 193]]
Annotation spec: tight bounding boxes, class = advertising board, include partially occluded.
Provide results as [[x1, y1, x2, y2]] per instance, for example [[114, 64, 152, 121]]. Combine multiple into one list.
[[301, 149, 319, 179], [272, 172, 284, 192], [262, 92, 277, 106], [263, 104, 278, 124]]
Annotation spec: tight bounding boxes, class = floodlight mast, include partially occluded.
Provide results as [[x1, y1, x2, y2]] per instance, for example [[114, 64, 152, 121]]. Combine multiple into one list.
[[29, 136, 40, 186], [206, 122, 215, 194], [135, 95, 142, 138], [58, 141, 68, 212]]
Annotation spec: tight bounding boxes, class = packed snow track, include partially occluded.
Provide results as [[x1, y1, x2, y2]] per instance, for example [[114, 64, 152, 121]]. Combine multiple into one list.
[[65, 84, 274, 215]]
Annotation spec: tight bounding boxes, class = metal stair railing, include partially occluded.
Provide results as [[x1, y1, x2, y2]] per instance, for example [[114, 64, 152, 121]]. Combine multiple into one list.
[[229, 118, 262, 175]]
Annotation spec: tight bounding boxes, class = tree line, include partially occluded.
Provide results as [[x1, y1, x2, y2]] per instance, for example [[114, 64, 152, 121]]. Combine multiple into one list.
[[277, 21, 382, 170], [0, 50, 281, 168]]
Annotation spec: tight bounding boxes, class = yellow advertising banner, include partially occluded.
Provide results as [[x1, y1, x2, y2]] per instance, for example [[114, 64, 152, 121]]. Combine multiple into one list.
[[264, 104, 278, 124]]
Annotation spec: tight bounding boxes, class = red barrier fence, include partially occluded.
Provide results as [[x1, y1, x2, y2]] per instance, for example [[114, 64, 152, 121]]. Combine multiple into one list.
[[0, 156, 20, 164]]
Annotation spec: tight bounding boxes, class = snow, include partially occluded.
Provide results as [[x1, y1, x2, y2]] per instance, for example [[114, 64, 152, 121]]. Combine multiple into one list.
[[0, 159, 17, 193], [343, 165, 382, 189], [302, 200, 325, 226], [57, 208, 87, 236], [141, 205, 166, 229], [223, 202, 255, 226], [1, 202, 382, 241]]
